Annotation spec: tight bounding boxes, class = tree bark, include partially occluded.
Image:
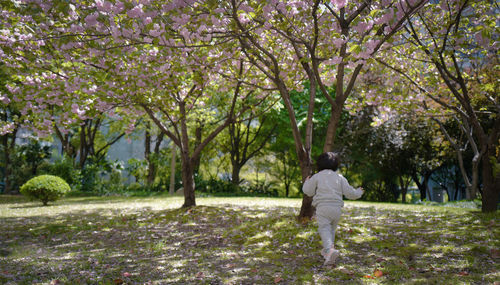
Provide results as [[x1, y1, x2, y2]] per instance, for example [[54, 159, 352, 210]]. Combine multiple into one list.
[[231, 162, 241, 186], [400, 177, 407, 203], [1, 129, 17, 194], [298, 162, 314, 221], [145, 126, 153, 186], [481, 145, 500, 212], [412, 170, 432, 201], [180, 152, 196, 208], [169, 143, 176, 195]]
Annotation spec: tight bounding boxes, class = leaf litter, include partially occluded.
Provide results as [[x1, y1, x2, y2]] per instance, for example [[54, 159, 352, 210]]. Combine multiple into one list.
[[0, 197, 498, 284]]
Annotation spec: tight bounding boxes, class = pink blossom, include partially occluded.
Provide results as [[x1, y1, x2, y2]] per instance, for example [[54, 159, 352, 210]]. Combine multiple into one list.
[[149, 24, 162, 37], [96, 0, 113, 13], [365, 39, 380, 53], [0, 122, 15, 135], [331, 0, 348, 10], [381, 0, 392, 7], [71, 103, 86, 117], [143, 17, 152, 25], [179, 27, 190, 40], [384, 25, 391, 35], [238, 13, 250, 24], [127, 4, 144, 19], [239, 3, 254, 13], [263, 4, 274, 16], [113, 1, 125, 14], [326, 56, 342, 65], [0, 94, 10, 104], [375, 9, 394, 25], [6, 84, 19, 94], [354, 20, 373, 34], [85, 12, 99, 27], [331, 37, 345, 49], [125, 123, 135, 135]]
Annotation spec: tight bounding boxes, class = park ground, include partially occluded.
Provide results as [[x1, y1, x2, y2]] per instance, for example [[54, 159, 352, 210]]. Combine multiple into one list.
[[0, 195, 498, 284]]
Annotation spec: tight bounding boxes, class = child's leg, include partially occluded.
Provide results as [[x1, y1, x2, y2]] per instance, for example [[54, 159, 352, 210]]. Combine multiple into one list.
[[317, 206, 342, 265], [317, 212, 333, 252], [316, 205, 339, 252], [330, 208, 342, 248]]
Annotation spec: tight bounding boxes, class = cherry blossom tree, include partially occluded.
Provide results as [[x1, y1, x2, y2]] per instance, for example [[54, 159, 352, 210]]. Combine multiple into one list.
[[223, 0, 428, 219], [1, 0, 266, 207], [377, 0, 499, 212]]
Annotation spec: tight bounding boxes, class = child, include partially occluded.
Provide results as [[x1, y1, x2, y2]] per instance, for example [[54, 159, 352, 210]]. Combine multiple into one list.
[[302, 152, 364, 266]]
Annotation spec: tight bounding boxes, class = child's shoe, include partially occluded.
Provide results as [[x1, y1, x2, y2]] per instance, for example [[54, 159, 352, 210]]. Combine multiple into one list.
[[323, 248, 340, 266]]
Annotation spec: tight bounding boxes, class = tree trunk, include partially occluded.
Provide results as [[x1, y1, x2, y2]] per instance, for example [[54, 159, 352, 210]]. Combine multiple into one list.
[[1, 128, 17, 194], [402, 182, 407, 203], [323, 105, 343, 152], [193, 124, 203, 175], [169, 144, 176, 195], [54, 125, 76, 160], [399, 176, 412, 203], [231, 161, 241, 186], [481, 148, 500, 212], [79, 124, 87, 168], [3, 144, 12, 194], [411, 174, 422, 200], [180, 153, 196, 208], [298, 160, 314, 221], [145, 127, 153, 185]]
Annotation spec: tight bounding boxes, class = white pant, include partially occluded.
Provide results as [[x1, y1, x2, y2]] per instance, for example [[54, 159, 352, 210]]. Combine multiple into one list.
[[316, 204, 342, 252]]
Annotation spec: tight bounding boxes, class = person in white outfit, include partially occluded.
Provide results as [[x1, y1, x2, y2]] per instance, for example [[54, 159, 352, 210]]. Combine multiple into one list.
[[302, 152, 364, 266]]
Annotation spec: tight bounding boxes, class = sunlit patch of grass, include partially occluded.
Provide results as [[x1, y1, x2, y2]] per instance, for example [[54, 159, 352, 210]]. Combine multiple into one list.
[[1, 196, 498, 284]]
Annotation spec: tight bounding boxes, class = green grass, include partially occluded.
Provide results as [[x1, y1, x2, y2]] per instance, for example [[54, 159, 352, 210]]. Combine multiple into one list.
[[0, 195, 498, 284]]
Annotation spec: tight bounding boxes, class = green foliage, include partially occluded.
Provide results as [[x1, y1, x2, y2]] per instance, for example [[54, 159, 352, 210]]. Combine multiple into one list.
[[80, 158, 125, 195], [197, 177, 240, 195], [18, 139, 51, 175], [0, 140, 52, 193], [19, 174, 71, 205], [40, 155, 81, 189], [0, 145, 30, 191], [361, 179, 399, 202], [243, 180, 279, 197], [196, 177, 279, 197]]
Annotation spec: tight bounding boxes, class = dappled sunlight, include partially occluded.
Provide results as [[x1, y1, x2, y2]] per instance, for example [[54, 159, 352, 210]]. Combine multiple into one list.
[[0, 197, 498, 283]]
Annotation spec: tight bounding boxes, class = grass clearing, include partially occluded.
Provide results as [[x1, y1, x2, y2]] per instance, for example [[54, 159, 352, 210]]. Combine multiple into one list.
[[0, 195, 498, 284]]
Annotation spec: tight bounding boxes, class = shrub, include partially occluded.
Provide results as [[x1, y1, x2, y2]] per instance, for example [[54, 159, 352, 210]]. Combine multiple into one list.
[[20, 175, 71, 206]]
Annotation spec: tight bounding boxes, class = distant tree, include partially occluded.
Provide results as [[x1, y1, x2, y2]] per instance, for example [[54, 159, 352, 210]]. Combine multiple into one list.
[[144, 121, 165, 187], [379, 0, 499, 211], [0, 61, 21, 194], [225, 113, 277, 186]]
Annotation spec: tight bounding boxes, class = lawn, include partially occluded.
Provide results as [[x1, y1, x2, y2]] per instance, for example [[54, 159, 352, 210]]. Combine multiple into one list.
[[0, 195, 498, 284]]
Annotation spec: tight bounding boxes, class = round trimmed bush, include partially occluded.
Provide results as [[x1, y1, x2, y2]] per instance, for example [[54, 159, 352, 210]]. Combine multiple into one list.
[[20, 175, 71, 206]]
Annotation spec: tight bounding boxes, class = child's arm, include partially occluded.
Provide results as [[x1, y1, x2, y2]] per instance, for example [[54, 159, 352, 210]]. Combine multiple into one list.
[[341, 177, 364, 200], [302, 175, 317, 197]]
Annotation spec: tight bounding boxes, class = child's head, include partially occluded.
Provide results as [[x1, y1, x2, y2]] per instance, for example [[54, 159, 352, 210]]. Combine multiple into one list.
[[316, 152, 340, 172]]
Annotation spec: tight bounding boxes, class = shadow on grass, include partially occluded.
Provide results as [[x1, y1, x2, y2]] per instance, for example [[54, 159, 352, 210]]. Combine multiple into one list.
[[0, 202, 498, 284], [2, 195, 163, 210]]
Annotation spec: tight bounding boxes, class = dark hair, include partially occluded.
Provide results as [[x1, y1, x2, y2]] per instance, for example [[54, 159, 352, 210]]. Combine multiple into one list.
[[316, 152, 340, 172]]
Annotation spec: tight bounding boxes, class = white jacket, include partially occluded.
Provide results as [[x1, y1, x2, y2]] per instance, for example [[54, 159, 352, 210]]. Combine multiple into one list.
[[302, 170, 363, 208]]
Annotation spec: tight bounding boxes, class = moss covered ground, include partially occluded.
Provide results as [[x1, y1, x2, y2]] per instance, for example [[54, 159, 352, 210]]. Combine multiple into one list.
[[0, 195, 498, 284]]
